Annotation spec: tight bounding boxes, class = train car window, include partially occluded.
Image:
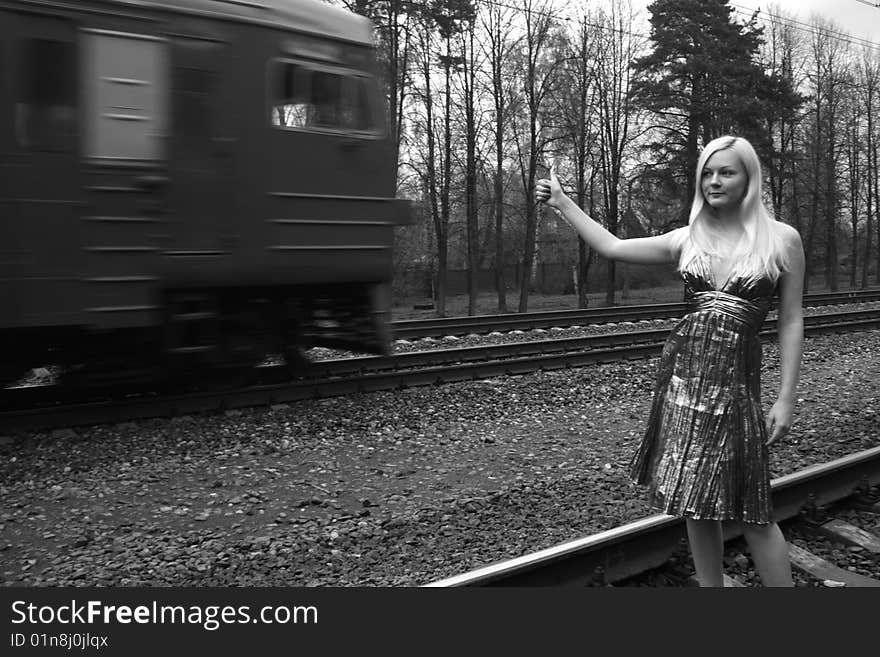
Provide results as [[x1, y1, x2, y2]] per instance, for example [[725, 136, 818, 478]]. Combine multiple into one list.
[[272, 63, 310, 128], [16, 38, 76, 151], [341, 77, 373, 132], [176, 66, 213, 141], [270, 59, 381, 136], [82, 30, 168, 161], [173, 36, 221, 145], [310, 70, 343, 128], [0, 42, 6, 148]]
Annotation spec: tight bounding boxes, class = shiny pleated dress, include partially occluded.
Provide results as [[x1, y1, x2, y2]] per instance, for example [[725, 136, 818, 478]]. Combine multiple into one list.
[[629, 255, 779, 524]]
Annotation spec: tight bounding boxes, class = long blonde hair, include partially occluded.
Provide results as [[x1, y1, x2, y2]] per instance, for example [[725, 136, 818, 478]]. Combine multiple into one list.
[[677, 135, 790, 282]]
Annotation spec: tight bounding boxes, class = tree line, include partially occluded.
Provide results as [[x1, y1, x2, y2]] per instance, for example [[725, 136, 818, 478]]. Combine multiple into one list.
[[338, 0, 880, 315]]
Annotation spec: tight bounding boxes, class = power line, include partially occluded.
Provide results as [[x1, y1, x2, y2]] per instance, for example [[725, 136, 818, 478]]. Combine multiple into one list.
[[479, 0, 880, 55], [729, 2, 880, 52], [853, 0, 880, 8], [731, 8, 880, 53], [480, 0, 880, 92], [404, 0, 647, 41], [375, 1, 880, 54], [369, 0, 880, 67]]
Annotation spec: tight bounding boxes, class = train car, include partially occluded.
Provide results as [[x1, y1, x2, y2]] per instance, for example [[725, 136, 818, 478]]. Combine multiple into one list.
[[0, 0, 411, 386]]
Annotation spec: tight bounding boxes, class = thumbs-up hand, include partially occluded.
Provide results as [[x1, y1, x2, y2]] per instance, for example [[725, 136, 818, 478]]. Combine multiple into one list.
[[536, 163, 564, 208]]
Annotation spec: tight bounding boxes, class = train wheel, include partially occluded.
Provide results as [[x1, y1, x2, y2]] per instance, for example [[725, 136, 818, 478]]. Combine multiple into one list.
[[59, 359, 163, 390], [0, 366, 32, 389], [283, 345, 312, 375]]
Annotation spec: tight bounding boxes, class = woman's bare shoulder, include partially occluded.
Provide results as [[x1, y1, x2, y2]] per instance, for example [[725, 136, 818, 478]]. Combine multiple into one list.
[[773, 222, 804, 289], [773, 221, 803, 251], [660, 225, 690, 243], [666, 225, 690, 256]]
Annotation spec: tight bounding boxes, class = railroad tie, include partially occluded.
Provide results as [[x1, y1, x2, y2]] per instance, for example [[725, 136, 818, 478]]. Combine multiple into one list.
[[787, 543, 880, 587], [686, 574, 745, 587], [816, 519, 880, 554]]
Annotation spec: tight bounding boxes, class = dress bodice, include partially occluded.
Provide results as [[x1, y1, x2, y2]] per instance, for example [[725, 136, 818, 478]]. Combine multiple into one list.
[[680, 256, 777, 332]]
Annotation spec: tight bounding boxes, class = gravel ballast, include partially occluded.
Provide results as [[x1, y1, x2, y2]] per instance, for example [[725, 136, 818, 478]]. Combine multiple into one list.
[[1, 328, 878, 586]]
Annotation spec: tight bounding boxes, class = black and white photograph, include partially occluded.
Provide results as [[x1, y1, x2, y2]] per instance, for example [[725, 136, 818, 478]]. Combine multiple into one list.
[[2, 0, 880, 620]]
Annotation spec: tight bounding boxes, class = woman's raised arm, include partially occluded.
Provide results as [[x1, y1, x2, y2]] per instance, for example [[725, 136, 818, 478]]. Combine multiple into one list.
[[536, 170, 683, 265]]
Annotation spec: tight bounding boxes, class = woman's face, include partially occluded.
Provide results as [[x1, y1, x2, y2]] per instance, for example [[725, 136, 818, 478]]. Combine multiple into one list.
[[701, 149, 748, 212]]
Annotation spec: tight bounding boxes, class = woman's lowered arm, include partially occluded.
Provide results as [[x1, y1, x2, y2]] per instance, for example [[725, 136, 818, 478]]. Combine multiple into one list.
[[766, 224, 805, 444]]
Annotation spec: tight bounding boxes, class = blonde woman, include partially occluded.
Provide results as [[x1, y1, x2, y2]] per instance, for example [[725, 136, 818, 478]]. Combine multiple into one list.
[[536, 135, 805, 587]]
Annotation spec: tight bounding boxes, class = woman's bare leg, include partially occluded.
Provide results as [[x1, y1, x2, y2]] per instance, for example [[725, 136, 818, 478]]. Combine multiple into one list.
[[741, 521, 793, 587], [685, 518, 724, 587]]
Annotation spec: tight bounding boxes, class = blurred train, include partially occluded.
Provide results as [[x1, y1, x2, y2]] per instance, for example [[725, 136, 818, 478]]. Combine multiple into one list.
[[0, 0, 411, 387]]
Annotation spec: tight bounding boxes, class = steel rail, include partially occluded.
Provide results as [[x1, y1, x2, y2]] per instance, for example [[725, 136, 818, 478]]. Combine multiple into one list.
[[310, 308, 880, 378], [392, 288, 880, 339], [5, 308, 878, 411], [2, 311, 879, 431], [423, 445, 880, 587]]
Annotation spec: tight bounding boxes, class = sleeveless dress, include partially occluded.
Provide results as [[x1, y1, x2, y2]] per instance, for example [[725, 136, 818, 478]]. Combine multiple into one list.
[[629, 255, 779, 524]]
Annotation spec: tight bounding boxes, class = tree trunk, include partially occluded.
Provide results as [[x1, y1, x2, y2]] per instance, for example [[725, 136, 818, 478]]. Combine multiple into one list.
[[863, 99, 874, 288], [875, 141, 880, 285], [483, 4, 512, 314], [807, 95, 822, 294], [386, 3, 401, 173], [494, 171, 507, 312], [575, 184, 591, 309], [515, 2, 555, 314], [438, 41, 453, 317], [825, 110, 838, 292], [518, 207, 537, 313], [464, 29, 478, 316], [420, 22, 445, 319], [848, 116, 859, 289], [684, 110, 700, 225]]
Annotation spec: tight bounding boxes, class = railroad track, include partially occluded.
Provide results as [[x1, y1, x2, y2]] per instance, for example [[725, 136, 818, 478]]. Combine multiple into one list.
[[424, 445, 880, 587], [393, 288, 880, 339], [2, 307, 879, 432]]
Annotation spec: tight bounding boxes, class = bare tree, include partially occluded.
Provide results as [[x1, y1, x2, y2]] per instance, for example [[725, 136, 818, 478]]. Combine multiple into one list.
[[812, 20, 847, 291], [552, 9, 601, 308], [801, 21, 843, 292], [411, 10, 447, 312], [480, 2, 520, 312], [861, 46, 880, 287], [344, 1, 414, 171], [760, 4, 807, 225], [431, 0, 474, 315], [843, 79, 862, 287], [454, 5, 482, 315], [594, 1, 643, 305], [511, 0, 559, 313]]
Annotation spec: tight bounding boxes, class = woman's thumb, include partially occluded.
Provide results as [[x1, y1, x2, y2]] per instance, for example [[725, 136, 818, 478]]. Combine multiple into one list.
[[550, 163, 558, 182]]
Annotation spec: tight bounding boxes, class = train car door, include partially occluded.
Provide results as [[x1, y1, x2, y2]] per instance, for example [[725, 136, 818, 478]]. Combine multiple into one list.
[[165, 33, 236, 280], [80, 27, 168, 330], [0, 10, 80, 328]]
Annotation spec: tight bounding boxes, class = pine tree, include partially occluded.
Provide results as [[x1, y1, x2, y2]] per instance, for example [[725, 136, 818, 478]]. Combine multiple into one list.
[[632, 0, 796, 220]]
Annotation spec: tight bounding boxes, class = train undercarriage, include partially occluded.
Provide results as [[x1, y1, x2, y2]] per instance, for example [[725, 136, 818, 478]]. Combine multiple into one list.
[[1, 283, 391, 390]]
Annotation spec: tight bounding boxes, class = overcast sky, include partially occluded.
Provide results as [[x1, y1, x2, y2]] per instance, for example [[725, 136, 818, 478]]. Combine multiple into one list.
[[727, 0, 880, 45], [625, 0, 880, 46]]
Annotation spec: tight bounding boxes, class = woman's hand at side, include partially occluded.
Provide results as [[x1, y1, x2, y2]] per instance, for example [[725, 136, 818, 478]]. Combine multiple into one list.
[[766, 397, 794, 445]]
